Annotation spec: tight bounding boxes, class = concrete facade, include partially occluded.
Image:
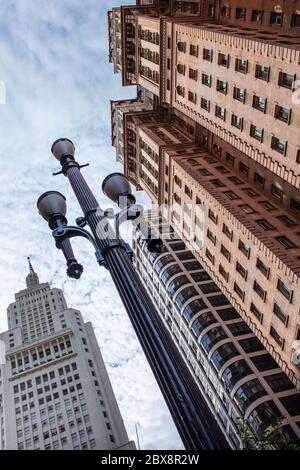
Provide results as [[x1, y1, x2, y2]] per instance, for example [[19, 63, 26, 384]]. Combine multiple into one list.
[[0, 263, 135, 450], [108, 1, 300, 390]]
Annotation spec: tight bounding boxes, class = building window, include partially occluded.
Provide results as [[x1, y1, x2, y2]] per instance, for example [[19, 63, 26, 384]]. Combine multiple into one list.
[[218, 53, 230, 67], [234, 282, 245, 301], [202, 73, 211, 87], [236, 8, 246, 20], [210, 178, 225, 188], [275, 236, 297, 250], [278, 72, 295, 90], [226, 152, 235, 166], [208, 209, 218, 224], [222, 223, 233, 240], [276, 215, 297, 227], [219, 264, 229, 282], [252, 10, 263, 22], [250, 303, 263, 323], [253, 95, 267, 112], [189, 44, 198, 57], [220, 244, 231, 262], [270, 325, 285, 349], [201, 97, 210, 111], [239, 162, 249, 176], [236, 262, 247, 280], [291, 13, 300, 27], [224, 191, 239, 201], [277, 279, 293, 302], [233, 87, 246, 103], [258, 201, 276, 212], [231, 114, 243, 130], [188, 91, 197, 104], [174, 193, 181, 205], [270, 12, 283, 26], [239, 204, 256, 215], [250, 124, 264, 142], [235, 58, 248, 74], [274, 105, 291, 124], [273, 303, 289, 327], [184, 185, 193, 199], [216, 79, 227, 94], [207, 229, 216, 245], [255, 64, 270, 82], [239, 240, 250, 258], [174, 175, 182, 188], [270, 183, 283, 202], [290, 198, 300, 214], [215, 105, 226, 121], [256, 219, 276, 231], [253, 280, 267, 302], [176, 85, 185, 97], [206, 248, 215, 265], [177, 41, 186, 53], [271, 136, 287, 155], [256, 258, 270, 279], [253, 172, 265, 188], [203, 48, 213, 62], [177, 63, 185, 75], [189, 68, 197, 80]]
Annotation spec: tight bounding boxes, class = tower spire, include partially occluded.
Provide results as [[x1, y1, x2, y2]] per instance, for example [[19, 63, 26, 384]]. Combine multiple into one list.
[[28, 256, 35, 275], [26, 257, 39, 288]]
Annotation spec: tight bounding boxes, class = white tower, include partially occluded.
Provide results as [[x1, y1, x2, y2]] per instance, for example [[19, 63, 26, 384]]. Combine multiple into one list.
[[0, 259, 135, 450]]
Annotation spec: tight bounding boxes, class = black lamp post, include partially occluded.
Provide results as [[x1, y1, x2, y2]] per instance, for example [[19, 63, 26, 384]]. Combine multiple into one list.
[[37, 138, 229, 450]]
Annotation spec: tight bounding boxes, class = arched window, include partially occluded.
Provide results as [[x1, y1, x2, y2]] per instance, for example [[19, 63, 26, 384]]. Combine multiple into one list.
[[161, 265, 182, 285], [167, 275, 190, 295], [176, 85, 185, 97], [234, 379, 267, 412], [177, 64, 185, 75], [200, 326, 228, 353], [154, 254, 175, 274], [221, 360, 252, 392], [177, 41, 186, 53], [182, 298, 208, 322], [191, 312, 216, 337], [174, 286, 198, 309]]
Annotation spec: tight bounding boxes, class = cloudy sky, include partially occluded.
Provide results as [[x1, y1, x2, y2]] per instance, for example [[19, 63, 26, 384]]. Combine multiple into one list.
[[0, 0, 182, 450]]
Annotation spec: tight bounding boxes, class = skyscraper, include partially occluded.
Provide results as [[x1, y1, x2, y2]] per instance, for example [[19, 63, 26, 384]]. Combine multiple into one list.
[[0, 260, 135, 450], [108, 1, 300, 389], [133, 211, 300, 448]]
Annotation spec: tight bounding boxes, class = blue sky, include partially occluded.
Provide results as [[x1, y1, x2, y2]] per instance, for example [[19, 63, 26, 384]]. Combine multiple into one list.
[[0, 0, 182, 449]]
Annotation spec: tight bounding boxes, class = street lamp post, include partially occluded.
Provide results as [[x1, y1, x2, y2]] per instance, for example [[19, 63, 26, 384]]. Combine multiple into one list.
[[37, 138, 229, 450]]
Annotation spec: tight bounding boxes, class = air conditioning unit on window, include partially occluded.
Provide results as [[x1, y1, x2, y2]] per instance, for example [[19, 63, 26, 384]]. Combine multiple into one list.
[[291, 340, 300, 366]]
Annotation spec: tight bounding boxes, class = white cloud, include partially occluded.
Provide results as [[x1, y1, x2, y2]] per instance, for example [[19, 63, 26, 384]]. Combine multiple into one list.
[[0, 0, 182, 450]]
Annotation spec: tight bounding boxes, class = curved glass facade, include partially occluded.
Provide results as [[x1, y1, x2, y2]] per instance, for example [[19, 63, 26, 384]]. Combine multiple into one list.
[[198, 282, 220, 295], [154, 254, 175, 273], [161, 265, 182, 285], [247, 401, 281, 435], [211, 342, 239, 371], [221, 360, 252, 392], [174, 286, 198, 309], [200, 326, 228, 353], [182, 298, 208, 322], [215, 307, 240, 321], [191, 271, 212, 283], [227, 322, 252, 337], [167, 275, 190, 296], [234, 379, 267, 411], [191, 312, 217, 337]]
